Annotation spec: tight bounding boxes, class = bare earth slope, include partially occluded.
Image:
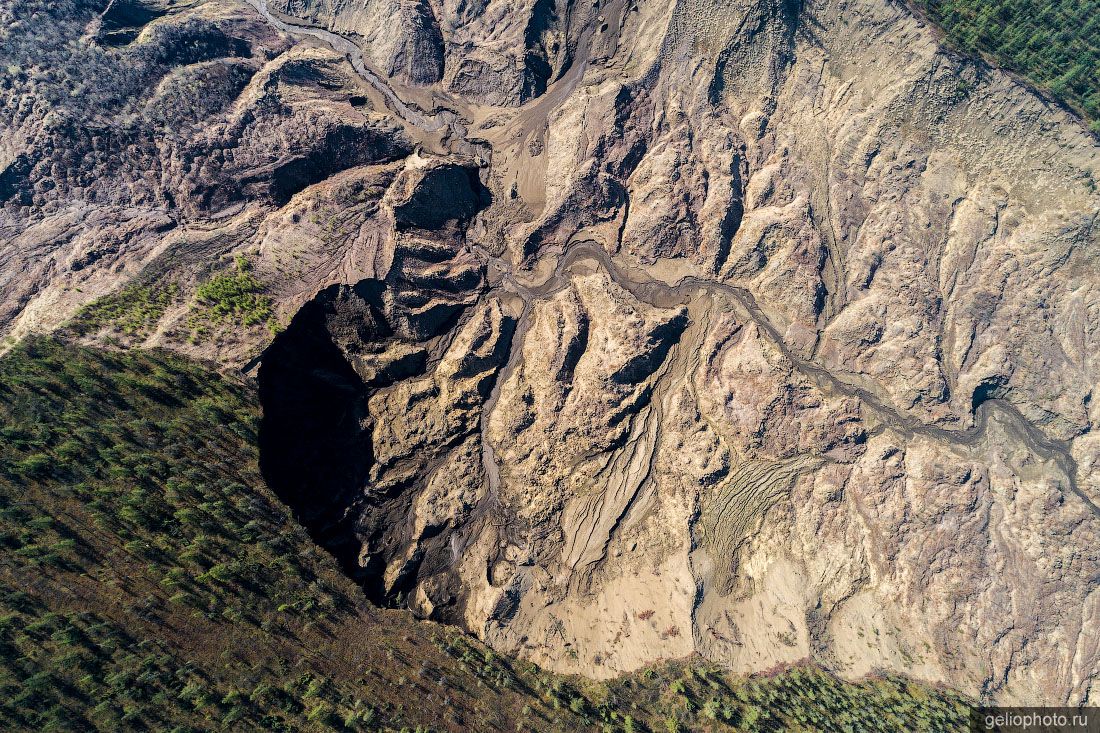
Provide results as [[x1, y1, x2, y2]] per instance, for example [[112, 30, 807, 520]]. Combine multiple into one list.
[[0, 336, 972, 731], [2, 0, 1100, 707]]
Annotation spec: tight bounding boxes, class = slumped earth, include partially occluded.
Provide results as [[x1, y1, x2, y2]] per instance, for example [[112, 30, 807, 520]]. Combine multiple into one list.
[[1, 0, 1099, 711]]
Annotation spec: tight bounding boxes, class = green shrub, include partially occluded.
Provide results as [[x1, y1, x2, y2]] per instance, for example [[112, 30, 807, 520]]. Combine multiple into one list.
[[917, 0, 1100, 122], [72, 283, 179, 336], [191, 256, 273, 330]]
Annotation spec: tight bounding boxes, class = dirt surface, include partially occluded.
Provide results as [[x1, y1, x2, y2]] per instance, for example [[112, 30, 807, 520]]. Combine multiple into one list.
[[2, 0, 1100, 706]]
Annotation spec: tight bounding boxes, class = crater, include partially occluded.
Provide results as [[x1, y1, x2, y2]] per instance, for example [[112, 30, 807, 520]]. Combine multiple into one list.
[[258, 162, 493, 616], [257, 283, 383, 595], [257, 280, 496, 619]]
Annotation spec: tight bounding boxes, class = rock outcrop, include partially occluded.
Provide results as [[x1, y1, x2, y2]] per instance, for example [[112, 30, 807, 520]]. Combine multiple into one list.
[[2, 0, 1100, 707]]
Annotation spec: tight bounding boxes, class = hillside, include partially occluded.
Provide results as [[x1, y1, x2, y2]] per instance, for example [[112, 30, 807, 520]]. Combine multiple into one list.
[[915, 0, 1100, 129], [1, 0, 1099, 712], [0, 337, 971, 731]]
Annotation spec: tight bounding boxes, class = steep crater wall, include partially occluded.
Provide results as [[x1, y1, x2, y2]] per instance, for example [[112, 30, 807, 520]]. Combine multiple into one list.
[[258, 160, 503, 621]]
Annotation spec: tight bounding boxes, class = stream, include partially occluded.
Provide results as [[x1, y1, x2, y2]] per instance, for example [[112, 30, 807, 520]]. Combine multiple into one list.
[[242, 0, 1094, 521]]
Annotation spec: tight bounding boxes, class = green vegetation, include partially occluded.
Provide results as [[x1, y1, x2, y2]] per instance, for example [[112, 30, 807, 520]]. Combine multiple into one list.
[[0, 337, 538, 731], [0, 337, 973, 731], [591, 664, 971, 732], [69, 255, 278, 345], [71, 283, 180, 337], [915, 0, 1100, 127], [190, 256, 275, 338]]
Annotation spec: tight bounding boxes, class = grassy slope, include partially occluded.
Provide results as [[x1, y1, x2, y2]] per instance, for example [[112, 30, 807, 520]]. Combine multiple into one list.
[[68, 256, 276, 347], [914, 0, 1100, 129], [0, 337, 971, 732]]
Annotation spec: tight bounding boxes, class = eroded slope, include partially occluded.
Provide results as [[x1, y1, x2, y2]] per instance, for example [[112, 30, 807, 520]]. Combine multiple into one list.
[[2, 0, 1100, 707]]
